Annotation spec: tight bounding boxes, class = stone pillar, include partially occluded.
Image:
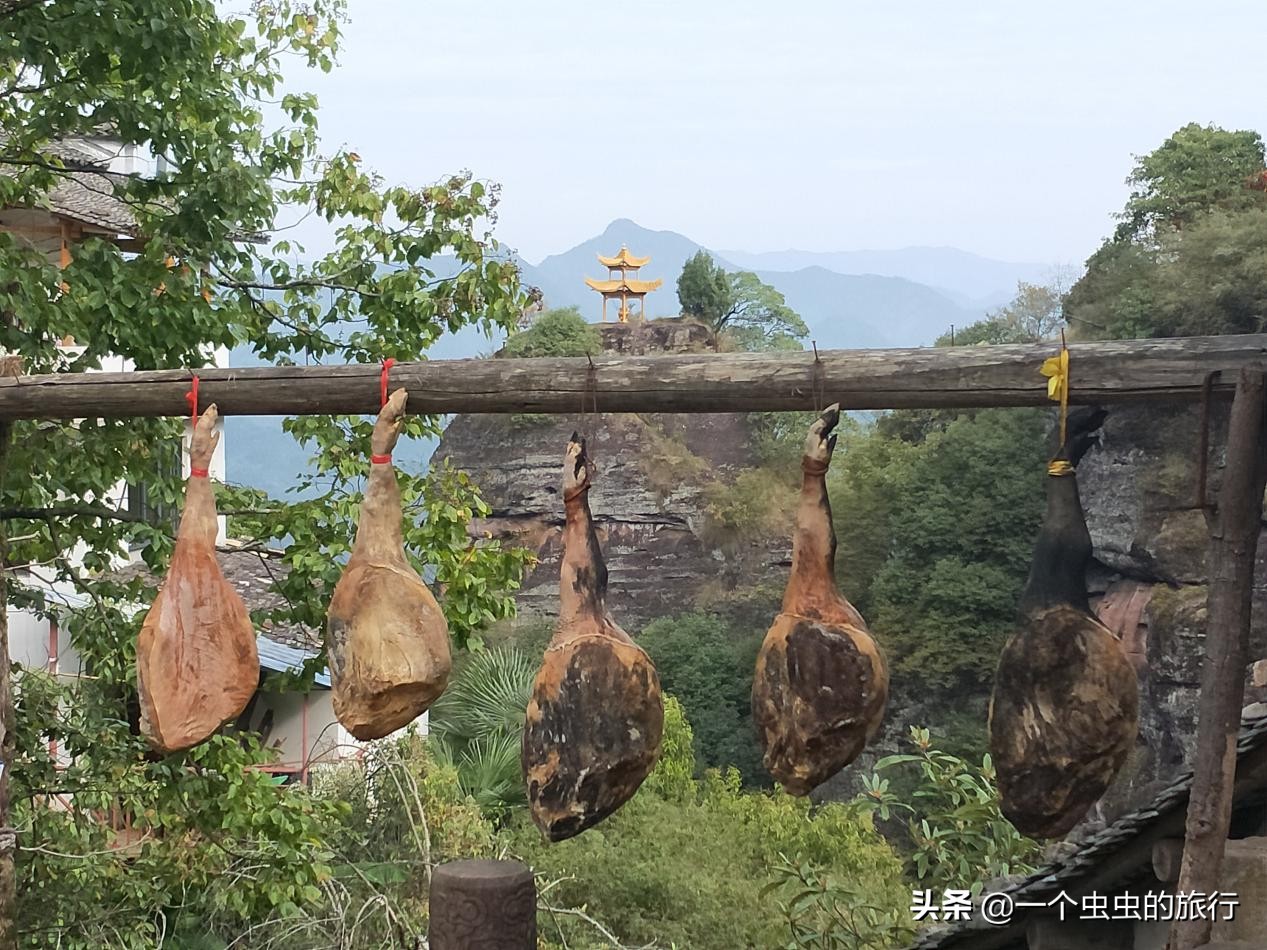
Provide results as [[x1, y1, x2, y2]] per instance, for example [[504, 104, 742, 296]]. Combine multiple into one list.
[[428, 858, 536, 950]]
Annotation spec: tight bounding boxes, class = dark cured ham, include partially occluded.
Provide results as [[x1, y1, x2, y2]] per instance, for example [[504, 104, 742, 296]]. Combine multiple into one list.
[[989, 406, 1139, 838], [521, 434, 663, 841], [752, 405, 889, 795], [137, 404, 258, 753]]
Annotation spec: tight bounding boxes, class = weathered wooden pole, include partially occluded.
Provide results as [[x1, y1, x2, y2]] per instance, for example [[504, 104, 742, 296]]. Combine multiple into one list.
[[428, 859, 536, 950], [0, 354, 22, 950], [1170, 367, 1267, 950], [0, 335, 1262, 419]]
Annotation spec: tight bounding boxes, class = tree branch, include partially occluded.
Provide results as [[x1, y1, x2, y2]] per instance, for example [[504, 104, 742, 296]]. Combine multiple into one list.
[[0, 505, 143, 523], [0, 506, 276, 523]]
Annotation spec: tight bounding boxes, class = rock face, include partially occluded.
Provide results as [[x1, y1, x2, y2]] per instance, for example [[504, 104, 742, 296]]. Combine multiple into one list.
[[1073, 402, 1267, 832], [432, 320, 788, 631]]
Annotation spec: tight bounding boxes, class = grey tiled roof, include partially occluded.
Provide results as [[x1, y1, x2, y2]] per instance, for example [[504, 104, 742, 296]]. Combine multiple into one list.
[[4, 137, 265, 244], [906, 707, 1267, 949], [47, 169, 140, 236], [1, 137, 141, 235]]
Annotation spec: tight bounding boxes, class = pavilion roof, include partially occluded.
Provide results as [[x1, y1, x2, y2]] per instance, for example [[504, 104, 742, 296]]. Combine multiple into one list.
[[596, 245, 651, 268], [584, 276, 663, 295]]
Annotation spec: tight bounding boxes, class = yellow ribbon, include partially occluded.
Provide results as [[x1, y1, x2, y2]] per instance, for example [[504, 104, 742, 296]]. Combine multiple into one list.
[[1041, 343, 1071, 474], [1040, 344, 1070, 450]]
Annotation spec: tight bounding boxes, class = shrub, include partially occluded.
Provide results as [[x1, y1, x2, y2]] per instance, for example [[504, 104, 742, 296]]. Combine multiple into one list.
[[638, 612, 766, 784], [501, 306, 601, 358], [701, 466, 797, 548], [506, 700, 910, 949], [853, 726, 1043, 893]]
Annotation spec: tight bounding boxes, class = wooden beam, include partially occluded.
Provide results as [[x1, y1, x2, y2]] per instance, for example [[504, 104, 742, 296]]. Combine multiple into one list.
[[0, 334, 1262, 420], [1171, 366, 1267, 950]]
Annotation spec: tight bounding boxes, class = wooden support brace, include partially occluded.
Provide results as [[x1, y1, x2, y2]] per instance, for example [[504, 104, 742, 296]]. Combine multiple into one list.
[[1170, 366, 1267, 950], [0, 334, 1263, 420], [0, 354, 22, 950]]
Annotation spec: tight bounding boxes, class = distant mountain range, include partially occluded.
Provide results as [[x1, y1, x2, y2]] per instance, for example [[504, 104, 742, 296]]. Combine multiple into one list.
[[716, 245, 1052, 308], [513, 218, 1047, 349], [226, 218, 1053, 495]]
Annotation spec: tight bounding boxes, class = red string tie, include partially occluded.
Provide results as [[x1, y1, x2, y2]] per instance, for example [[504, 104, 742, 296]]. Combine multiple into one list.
[[370, 454, 392, 465], [380, 358, 396, 408], [185, 375, 209, 477], [185, 374, 200, 426]]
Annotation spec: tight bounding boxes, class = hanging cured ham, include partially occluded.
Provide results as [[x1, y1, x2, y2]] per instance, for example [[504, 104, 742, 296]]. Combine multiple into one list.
[[753, 405, 888, 795], [137, 404, 258, 754], [989, 406, 1139, 838], [522, 434, 663, 841], [326, 388, 452, 740]]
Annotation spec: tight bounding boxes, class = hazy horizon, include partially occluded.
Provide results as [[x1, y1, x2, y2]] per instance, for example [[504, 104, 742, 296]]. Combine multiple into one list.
[[291, 1, 1266, 270]]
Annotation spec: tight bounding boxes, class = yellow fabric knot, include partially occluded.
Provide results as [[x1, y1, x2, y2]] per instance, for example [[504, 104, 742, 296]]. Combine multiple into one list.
[[1040, 348, 1069, 403], [1040, 344, 1071, 447], [1047, 459, 1075, 477]]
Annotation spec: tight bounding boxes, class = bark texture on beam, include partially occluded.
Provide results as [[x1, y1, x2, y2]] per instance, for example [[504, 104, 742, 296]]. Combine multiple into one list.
[[1170, 367, 1267, 950], [0, 335, 1262, 420]]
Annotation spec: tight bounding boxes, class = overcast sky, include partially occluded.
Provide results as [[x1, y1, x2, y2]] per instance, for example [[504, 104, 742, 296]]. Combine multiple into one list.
[[300, 0, 1265, 267]]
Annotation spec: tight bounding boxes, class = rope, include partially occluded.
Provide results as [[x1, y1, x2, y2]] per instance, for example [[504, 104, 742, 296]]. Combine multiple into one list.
[[1040, 338, 1070, 446], [185, 375, 208, 478], [811, 341, 824, 412], [380, 357, 395, 409], [372, 358, 397, 466], [1040, 336, 1071, 477], [577, 351, 598, 458]]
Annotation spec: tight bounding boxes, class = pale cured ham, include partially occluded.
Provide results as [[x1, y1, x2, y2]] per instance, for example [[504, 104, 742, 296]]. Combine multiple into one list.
[[989, 406, 1139, 838], [326, 388, 452, 740], [137, 404, 258, 753], [753, 405, 889, 795], [522, 434, 663, 840]]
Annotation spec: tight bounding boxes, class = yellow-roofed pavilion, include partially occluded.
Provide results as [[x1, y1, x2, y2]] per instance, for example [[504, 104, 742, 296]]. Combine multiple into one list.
[[585, 245, 662, 322]]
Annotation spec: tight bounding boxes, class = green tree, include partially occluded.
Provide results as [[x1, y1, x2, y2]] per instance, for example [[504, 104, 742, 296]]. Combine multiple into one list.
[[1066, 123, 1267, 340], [2, 2, 532, 944], [940, 279, 1068, 346], [677, 250, 808, 350], [638, 612, 766, 783], [500, 305, 601, 358], [854, 727, 1043, 892], [1116, 122, 1267, 241], [504, 699, 911, 950], [866, 410, 1048, 694]]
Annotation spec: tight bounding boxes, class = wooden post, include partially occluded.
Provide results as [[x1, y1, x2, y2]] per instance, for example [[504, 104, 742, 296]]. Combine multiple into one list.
[[428, 859, 536, 949], [1170, 367, 1267, 950], [0, 353, 22, 950]]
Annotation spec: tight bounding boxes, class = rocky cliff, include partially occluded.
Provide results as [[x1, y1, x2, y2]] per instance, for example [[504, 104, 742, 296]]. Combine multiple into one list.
[[1075, 401, 1267, 830], [431, 319, 791, 631], [436, 325, 1267, 831]]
